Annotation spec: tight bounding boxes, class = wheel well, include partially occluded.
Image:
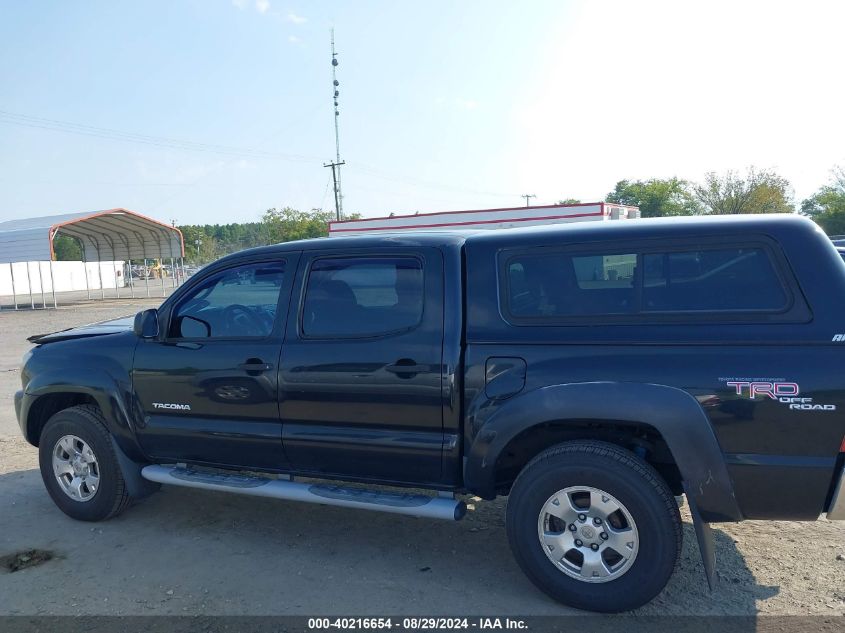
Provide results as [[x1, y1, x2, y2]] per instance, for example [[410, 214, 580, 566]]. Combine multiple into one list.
[[493, 420, 683, 496], [26, 393, 99, 446]]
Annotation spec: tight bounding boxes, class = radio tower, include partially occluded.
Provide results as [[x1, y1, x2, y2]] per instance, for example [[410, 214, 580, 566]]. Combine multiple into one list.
[[324, 28, 345, 220]]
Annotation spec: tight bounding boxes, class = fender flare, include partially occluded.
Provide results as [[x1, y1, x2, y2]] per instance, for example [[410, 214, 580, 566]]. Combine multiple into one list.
[[21, 367, 145, 462], [464, 381, 741, 523], [464, 381, 736, 589]]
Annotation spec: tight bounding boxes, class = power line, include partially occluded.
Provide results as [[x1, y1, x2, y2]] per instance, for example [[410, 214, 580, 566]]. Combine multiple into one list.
[[0, 177, 207, 187], [319, 172, 333, 210], [145, 105, 325, 213], [347, 163, 520, 199], [342, 181, 483, 207], [1, 107, 525, 208], [0, 109, 323, 163], [521, 193, 536, 207]]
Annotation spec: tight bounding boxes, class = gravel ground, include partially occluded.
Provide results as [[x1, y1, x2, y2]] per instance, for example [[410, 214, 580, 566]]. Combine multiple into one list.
[[0, 301, 843, 616]]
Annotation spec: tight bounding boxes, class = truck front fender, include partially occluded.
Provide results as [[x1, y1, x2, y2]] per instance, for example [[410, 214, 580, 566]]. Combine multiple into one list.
[[465, 381, 741, 523], [21, 367, 144, 461]]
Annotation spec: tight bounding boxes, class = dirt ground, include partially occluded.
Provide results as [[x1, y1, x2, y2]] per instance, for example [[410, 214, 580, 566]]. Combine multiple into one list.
[[0, 299, 843, 616]]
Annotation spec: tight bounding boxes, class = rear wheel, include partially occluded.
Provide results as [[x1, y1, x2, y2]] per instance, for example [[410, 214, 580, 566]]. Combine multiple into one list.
[[38, 405, 131, 522], [506, 441, 681, 612]]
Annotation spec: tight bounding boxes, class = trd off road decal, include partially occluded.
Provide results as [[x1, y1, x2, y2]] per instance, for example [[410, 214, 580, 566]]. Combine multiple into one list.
[[718, 377, 836, 411]]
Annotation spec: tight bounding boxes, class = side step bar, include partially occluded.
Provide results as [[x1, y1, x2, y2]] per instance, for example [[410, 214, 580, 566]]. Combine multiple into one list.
[[141, 464, 467, 521]]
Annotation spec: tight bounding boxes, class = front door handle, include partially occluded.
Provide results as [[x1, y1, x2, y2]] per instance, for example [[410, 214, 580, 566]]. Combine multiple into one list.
[[385, 360, 427, 375], [238, 360, 273, 374]]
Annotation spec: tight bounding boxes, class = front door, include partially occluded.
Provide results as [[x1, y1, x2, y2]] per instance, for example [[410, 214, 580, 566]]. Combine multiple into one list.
[[279, 249, 445, 484], [133, 255, 297, 470]]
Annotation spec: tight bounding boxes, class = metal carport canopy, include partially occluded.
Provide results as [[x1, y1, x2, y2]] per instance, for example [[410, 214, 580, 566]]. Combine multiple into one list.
[[0, 208, 184, 263]]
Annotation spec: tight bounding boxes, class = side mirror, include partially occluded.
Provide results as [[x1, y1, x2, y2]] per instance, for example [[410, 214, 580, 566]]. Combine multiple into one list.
[[133, 309, 160, 338]]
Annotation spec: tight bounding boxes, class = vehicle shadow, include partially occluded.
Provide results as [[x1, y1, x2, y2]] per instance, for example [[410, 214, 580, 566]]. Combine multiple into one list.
[[0, 467, 779, 618], [641, 513, 780, 615]]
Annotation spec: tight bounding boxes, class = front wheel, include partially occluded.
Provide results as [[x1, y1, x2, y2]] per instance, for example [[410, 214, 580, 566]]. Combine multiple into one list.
[[38, 405, 131, 522], [506, 441, 682, 612]]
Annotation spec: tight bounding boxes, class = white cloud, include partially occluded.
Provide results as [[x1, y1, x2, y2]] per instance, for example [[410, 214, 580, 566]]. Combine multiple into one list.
[[456, 98, 479, 111], [255, 0, 270, 14], [288, 35, 301, 44], [287, 12, 306, 24], [231, 0, 248, 8]]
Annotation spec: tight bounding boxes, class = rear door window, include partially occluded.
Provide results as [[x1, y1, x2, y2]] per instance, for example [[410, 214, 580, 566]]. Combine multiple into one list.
[[302, 256, 424, 338]]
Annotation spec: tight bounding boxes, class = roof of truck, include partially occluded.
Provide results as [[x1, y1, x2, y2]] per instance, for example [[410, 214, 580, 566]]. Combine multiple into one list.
[[215, 230, 473, 262], [464, 212, 821, 245], [216, 213, 823, 265]]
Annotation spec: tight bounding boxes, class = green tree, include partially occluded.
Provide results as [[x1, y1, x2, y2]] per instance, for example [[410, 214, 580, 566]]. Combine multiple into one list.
[[557, 198, 581, 205], [178, 225, 217, 264], [178, 220, 272, 264], [694, 168, 794, 215], [177, 208, 361, 265], [802, 167, 845, 235], [53, 235, 83, 261], [262, 207, 336, 243], [605, 178, 699, 217]]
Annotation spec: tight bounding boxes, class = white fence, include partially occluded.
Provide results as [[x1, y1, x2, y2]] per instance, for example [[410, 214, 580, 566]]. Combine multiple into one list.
[[0, 261, 126, 296]]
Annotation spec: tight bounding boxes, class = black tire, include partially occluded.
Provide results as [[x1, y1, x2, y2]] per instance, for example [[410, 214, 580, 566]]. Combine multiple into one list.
[[38, 404, 131, 522], [506, 440, 681, 613]]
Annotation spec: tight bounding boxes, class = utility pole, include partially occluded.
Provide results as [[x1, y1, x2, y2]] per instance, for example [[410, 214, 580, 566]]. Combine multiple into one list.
[[326, 28, 344, 219], [324, 160, 346, 221], [521, 194, 536, 207]]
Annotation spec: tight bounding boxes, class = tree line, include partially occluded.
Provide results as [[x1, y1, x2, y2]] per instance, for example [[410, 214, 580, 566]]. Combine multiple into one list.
[[52, 165, 845, 263], [584, 165, 845, 234], [177, 207, 346, 264]]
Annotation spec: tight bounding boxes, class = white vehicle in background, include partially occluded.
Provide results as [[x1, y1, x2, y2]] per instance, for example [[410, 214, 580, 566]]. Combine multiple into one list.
[[328, 202, 640, 236]]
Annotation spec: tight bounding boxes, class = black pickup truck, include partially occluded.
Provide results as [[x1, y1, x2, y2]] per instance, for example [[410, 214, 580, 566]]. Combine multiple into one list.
[[14, 214, 845, 612]]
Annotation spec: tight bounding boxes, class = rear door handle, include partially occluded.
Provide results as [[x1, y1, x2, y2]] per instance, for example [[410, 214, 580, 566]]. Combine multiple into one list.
[[238, 361, 273, 373]]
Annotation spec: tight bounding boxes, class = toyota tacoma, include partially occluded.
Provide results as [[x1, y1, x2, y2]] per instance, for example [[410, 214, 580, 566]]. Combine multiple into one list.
[[15, 214, 845, 612]]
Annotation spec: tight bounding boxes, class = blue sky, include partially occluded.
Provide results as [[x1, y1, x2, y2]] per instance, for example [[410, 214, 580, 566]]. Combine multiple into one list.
[[1, 1, 843, 225]]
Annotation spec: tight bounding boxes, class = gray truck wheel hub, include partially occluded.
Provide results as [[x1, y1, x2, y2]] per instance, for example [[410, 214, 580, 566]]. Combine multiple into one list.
[[52, 435, 100, 502], [537, 485, 639, 583]]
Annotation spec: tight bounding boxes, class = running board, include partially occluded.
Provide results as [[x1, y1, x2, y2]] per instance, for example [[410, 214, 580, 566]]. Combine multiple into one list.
[[141, 465, 466, 521]]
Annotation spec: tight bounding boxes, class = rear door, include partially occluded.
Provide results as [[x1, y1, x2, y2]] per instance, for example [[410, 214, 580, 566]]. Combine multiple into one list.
[[279, 248, 445, 484], [133, 254, 298, 470]]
